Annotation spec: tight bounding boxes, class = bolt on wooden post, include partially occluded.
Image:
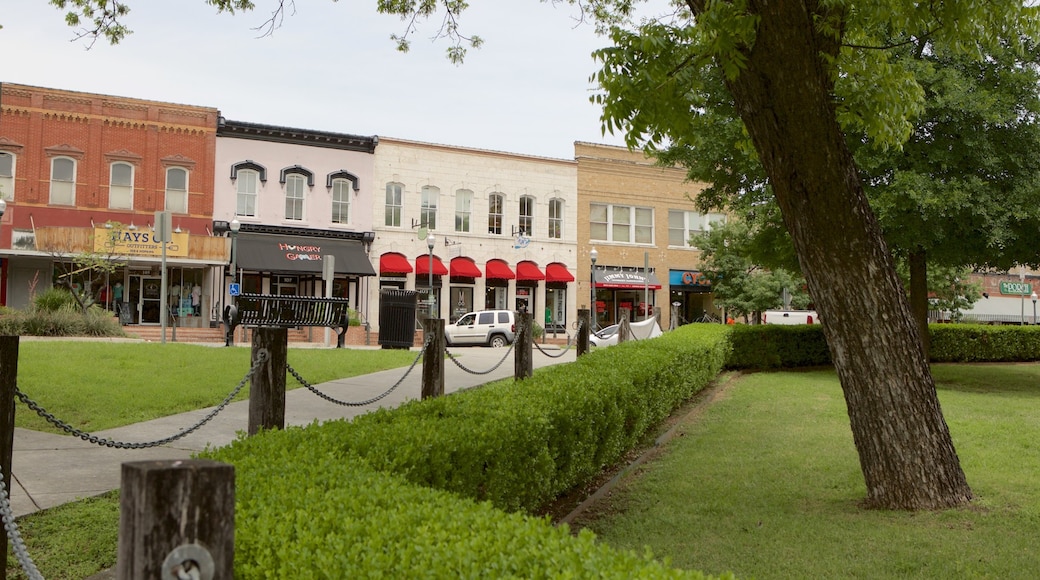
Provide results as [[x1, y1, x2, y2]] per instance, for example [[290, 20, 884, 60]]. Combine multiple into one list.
[[421, 317, 445, 399], [117, 459, 234, 579], [515, 310, 533, 379], [249, 327, 287, 435]]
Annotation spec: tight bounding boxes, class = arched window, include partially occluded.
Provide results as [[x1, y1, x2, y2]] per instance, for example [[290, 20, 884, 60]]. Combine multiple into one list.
[[455, 189, 473, 232], [284, 173, 305, 221], [0, 152, 14, 201], [421, 185, 439, 230], [519, 194, 535, 236], [331, 178, 352, 224], [50, 157, 76, 205], [488, 192, 504, 235], [109, 162, 134, 210], [385, 182, 403, 227], [548, 198, 564, 239], [236, 169, 259, 217], [165, 167, 189, 214]]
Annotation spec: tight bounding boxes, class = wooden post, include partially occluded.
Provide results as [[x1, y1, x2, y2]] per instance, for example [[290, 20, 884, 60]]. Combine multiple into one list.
[[117, 459, 234, 580], [577, 309, 590, 357], [515, 310, 533, 380], [421, 318, 445, 399], [0, 336, 18, 580], [618, 307, 632, 344], [248, 327, 287, 436]]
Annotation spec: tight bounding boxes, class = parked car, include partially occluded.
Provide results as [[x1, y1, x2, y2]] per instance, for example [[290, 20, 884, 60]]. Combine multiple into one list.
[[444, 310, 516, 347], [763, 310, 819, 325], [590, 317, 664, 347]]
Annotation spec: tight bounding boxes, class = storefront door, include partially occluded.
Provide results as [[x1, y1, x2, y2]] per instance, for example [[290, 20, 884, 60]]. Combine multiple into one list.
[[129, 275, 162, 325]]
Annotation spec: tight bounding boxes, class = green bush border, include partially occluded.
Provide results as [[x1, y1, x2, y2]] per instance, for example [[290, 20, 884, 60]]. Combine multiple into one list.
[[205, 324, 733, 578]]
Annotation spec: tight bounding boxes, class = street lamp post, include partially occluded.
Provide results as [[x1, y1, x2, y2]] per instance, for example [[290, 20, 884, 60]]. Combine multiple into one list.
[[427, 233, 436, 318], [1032, 292, 1037, 325], [229, 218, 241, 285], [590, 247, 598, 330]]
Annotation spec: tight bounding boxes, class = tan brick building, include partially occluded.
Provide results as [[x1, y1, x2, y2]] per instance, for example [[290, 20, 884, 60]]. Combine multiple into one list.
[[575, 142, 722, 330]]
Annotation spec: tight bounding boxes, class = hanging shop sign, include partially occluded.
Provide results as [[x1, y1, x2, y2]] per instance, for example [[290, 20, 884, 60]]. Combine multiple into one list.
[[93, 227, 189, 258]]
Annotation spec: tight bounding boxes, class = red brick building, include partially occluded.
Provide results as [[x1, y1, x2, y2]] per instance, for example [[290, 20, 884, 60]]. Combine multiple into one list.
[[0, 83, 227, 323]]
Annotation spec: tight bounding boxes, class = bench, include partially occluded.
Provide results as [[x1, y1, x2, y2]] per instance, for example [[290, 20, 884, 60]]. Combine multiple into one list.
[[223, 293, 353, 348]]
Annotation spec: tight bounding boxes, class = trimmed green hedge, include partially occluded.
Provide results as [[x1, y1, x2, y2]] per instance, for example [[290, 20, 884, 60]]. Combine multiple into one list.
[[930, 324, 1040, 362], [724, 323, 1040, 370], [204, 324, 733, 578]]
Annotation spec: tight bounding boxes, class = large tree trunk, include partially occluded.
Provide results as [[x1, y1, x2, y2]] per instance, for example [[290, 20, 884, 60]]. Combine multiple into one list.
[[908, 249, 931, 359], [689, 0, 971, 509]]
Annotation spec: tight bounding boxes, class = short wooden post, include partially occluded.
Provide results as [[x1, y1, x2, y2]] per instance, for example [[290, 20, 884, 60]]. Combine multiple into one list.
[[577, 309, 590, 357], [515, 311, 533, 380], [248, 327, 287, 436], [618, 307, 632, 343], [421, 318, 445, 399], [0, 336, 18, 580], [117, 459, 234, 580]]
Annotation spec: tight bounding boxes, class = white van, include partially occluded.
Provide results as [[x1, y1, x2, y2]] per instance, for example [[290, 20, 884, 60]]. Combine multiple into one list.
[[763, 310, 819, 325], [445, 310, 516, 347]]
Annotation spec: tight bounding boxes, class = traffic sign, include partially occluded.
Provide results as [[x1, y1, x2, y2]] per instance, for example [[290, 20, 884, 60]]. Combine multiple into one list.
[[229, 283, 241, 296]]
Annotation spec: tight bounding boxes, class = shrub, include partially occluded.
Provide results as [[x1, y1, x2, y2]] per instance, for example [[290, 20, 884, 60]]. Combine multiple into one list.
[[33, 287, 78, 313], [930, 324, 1040, 362], [725, 324, 831, 369]]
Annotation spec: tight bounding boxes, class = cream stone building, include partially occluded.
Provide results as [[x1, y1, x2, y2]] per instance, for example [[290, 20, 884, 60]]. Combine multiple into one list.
[[574, 142, 722, 330], [368, 137, 579, 337]]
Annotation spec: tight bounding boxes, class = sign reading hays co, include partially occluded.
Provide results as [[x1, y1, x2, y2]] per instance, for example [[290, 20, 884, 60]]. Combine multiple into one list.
[[93, 227, 189, 258]]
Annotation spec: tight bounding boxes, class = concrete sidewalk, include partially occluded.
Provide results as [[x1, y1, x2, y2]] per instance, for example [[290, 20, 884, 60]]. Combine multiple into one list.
[[9, 342, 577, 518]]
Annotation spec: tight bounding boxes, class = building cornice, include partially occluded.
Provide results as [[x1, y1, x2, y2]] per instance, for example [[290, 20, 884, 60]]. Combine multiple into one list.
[[218, 119, 377, 154]]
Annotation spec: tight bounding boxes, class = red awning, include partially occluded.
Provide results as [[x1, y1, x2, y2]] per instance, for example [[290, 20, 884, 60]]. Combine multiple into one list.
[[379, 252, 413, 275], [545, 262, 574, 283], [516, 261, 545, 281], [485, 259, 515, 280], [450, 257, 482, 278], [414, 255, 449, 276]]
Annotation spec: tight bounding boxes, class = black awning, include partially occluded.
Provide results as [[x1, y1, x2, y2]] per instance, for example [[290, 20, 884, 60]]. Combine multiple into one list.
[[235, 233, 376, 276]]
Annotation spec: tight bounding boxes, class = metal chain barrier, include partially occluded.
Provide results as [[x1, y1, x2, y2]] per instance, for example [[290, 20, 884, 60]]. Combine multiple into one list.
[[0, 467, 44, 580], [533, 334, 575, 358], [15, 350, 269, 450], [445, 341, 515, 375], [287, 338, 430, 407]]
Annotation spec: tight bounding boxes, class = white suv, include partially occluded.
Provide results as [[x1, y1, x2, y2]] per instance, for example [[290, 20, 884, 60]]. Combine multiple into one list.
[[445, 310, 516, 347]]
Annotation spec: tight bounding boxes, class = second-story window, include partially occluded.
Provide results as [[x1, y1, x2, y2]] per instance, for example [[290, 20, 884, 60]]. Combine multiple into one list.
[[332, 178, 351, 224], [591, 203, 654, 244], [0, 152, 14, 201], [285, 174, 305, 221], [669, 210, 727, 247], [109, 162, 134, 210], [519, 195, 535, 236], [237, 170, 258, 217], [455, 189, 473, 232], [50, 157, 76, 206], [548, 198, 563, 239], [385, 182, 403, 227], [165, 167, 189, 214], [421, 185, 439, 230], [488, 192, 504, 235]]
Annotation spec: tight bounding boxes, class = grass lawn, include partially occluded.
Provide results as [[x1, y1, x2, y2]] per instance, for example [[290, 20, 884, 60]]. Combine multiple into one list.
[[13, 341, 420, 433], [8, 360, 1040, 578], [574, 364, 1040, 579]]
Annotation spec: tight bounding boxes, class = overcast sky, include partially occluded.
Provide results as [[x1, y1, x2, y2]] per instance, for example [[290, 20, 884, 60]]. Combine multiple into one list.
[[1, 1, 644, 160]]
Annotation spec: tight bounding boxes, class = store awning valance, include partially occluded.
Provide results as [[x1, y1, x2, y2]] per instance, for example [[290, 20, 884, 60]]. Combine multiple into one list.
[[485, 259, 515, 280], [516, 261, 545, 281], [235, 233, 375, 276], [545, 262, 574, 283], [594, 267, 661, 289], [379, 252, 413, 275], [450, 257, 482, 278], [415, 255, 449, 276]]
